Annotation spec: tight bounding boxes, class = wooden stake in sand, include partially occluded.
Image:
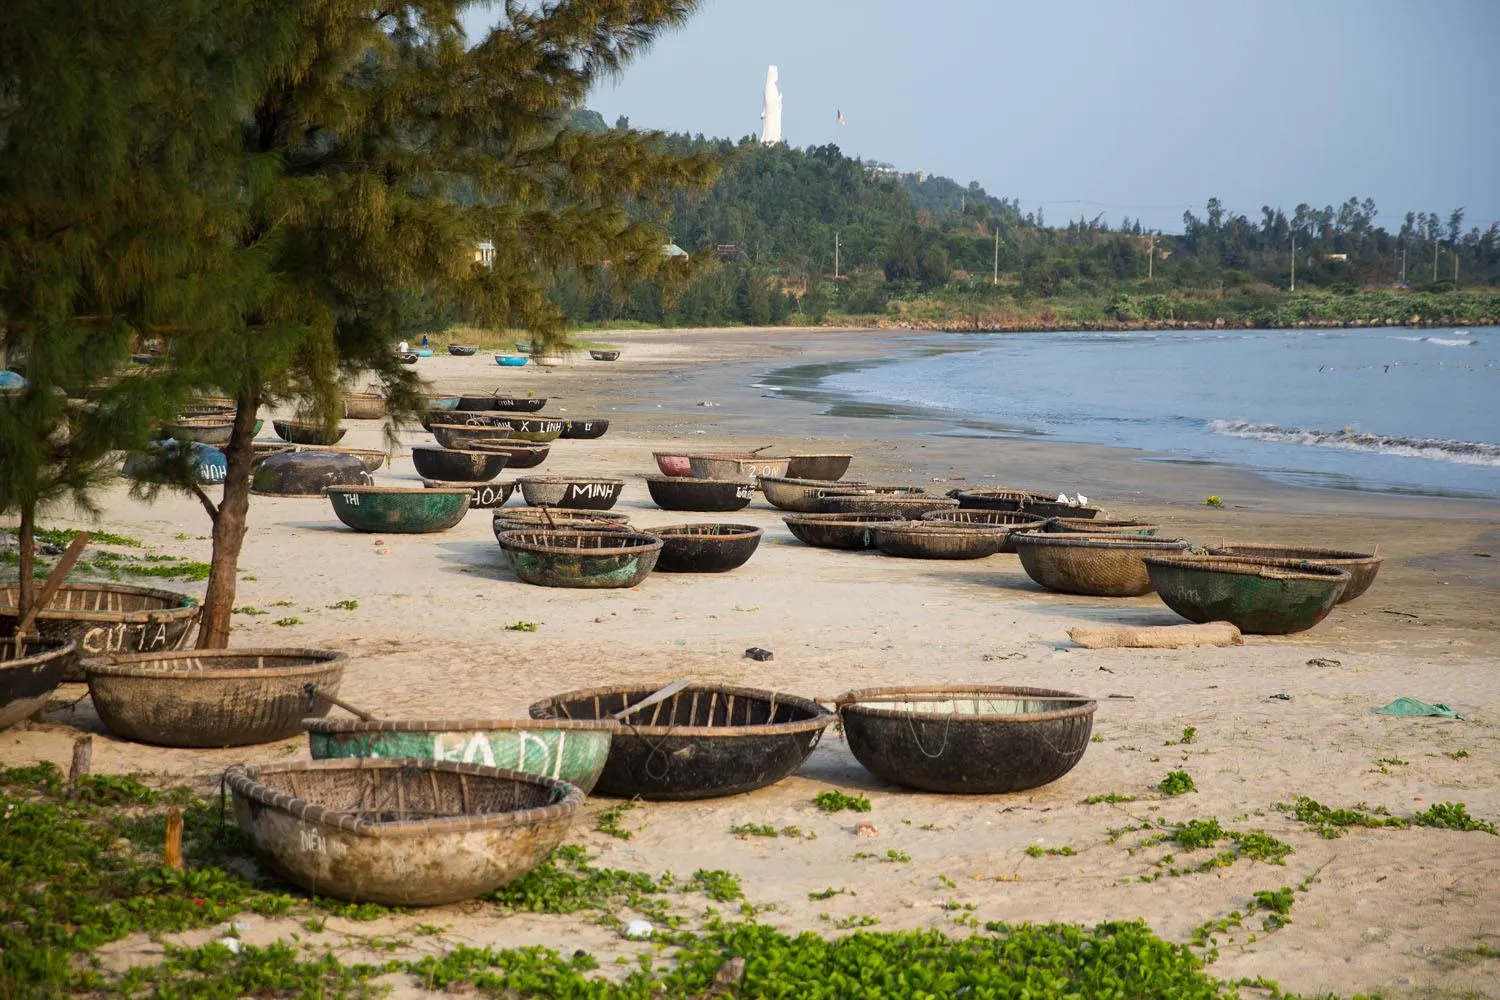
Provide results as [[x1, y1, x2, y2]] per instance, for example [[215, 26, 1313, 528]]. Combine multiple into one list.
[[164, 808, 184, 871], [67, 734, 93, 786], [1067, 622, 1243, 649]]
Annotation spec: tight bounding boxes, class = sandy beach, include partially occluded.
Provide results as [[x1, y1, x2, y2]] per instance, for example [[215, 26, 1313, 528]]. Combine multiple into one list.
[[5, 326, 1498, 997]]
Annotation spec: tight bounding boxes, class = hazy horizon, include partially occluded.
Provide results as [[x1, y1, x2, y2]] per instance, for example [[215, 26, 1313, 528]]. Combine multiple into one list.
[[464, 0, 1499, 236]]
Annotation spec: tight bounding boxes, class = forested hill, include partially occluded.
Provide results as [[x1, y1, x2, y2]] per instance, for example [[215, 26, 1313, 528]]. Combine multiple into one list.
[[547, 124, 1500, 330]]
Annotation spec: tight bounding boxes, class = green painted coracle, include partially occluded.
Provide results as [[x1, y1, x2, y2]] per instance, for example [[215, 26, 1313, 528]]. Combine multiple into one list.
[[500, 530, 662, 588], [1144, 555, 1349, 635], [304, 718, 618, 793], [327, 485, 470, 533]]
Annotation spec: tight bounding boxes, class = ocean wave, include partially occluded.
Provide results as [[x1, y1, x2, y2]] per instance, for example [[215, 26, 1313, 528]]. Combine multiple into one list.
[[1423, 336, 1478, 347], [1207, 420, 1500, 467]]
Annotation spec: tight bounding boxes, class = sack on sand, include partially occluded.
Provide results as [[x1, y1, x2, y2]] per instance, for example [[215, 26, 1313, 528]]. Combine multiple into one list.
[[1067, 622, 1243, 649]]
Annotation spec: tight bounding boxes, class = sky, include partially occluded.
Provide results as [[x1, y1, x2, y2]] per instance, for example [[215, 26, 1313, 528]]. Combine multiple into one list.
[[465, 0, 1500, 235]]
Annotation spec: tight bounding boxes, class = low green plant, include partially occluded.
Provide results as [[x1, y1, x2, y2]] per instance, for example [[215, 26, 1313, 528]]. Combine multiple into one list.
[[831, 914, 880, 929], [1171, 819, 1225, 850], [1025, 845, 1076, 858], [1082, 792, 1137, 805], [1166, 726, 1197, 746], [232, 605, 268, 616], [882, 850, 911, 863], [505, 620, 538, 632], [1444, 749, 1471, 759], [730, 823, 778, 838], [808, 887, 847, 900], [1277, 796, 1406, 838], [326, 599, 358, 610], [1158, 770, 1196, 796], [1412, 802, 1497, 834], [684, 869, 743, 902], [596, 803, 636, 841], [1204, 496, 1224, 507], [813, 790, 871, 813], [273, 617, 303, 627]]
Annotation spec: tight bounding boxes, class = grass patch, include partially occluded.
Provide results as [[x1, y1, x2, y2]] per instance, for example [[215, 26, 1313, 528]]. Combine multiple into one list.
[[1082, 792, 1138, 805], [504, 620, 539, 632], [232, 606, 268, 616], [1025, 845, 1076, 858], [1158, 770, 1196, 796], [326, 599, 359, 611], [1166, 726, 1197, 746], [595, 802, 637, 841], [730, 823, 778, 838], [1412, 802, 1497, 834], [813, 790, 871, 813], [272, 617, 303, 627]]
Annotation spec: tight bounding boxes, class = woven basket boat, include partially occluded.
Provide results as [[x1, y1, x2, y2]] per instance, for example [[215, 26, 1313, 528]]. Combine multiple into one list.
[[647, 524, 763, 573], [784, 454, 853, 481], [529, 683, 832, 800], [431, 423, 513, 450], [952, 488, 1101, 521], [159, 417, 234, 447], [249, 444, 386, 474], [782, 513, 901, 550], [869, 521, 1011, 560], [471, 441, 550, 470], [327, 485, 471, 533], [760, 477, 870, 513], [1204, 544, 1383, 603], [251, 451, 373, 496], [646, 476, 754, 512], [411, 446, 509, 483], [1046, 518, 1159, 536], [226, 758, 581, 905], [1, 638, 78, 730], [420, 409, 512, 432], [425, 479, 515, 509], [457, 394, 497, 411], [341, 392, 387, 420], [427, 395, 461, 411], [490, 397, 547, 413], [491, 508, 630, 538], [687, 454, 793, 482], [1144, 555, 1350, 634], [834, 685, 1096, 794], [0, 582, 199, 682], [499, 530, 663, 588], [1014, 533, 1192, 597], [560, 419, 610, 440], [502, 418, 564, 443], [304, 718, 618, 794], [273, 420, 346, 446], [448, 344, 478, 356], [653, 451, 693, 477], [589, 349, 621, 361], [495, 355, 528, 367], [919, 510, 1049, 553], [87, 648, 347, 747], [819, 494, 959, 519], [517, 476, 624, 510]]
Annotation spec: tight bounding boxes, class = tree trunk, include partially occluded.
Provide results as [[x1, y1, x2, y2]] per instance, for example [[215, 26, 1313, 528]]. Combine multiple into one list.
[[195, 387, 259, 648], [17, 504, 36, 637]]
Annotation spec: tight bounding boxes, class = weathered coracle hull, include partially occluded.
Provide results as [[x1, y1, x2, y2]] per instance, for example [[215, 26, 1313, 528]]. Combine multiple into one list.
[[425, 479, 514, 509], [502, 419, 564, 443], [784, 455, 852, 481], [473, 442, 550, 469], [1013, 533, 1192, 597], [227, 758, 581, 905], [530, 683, 832, 800], [1145, 556, 1349, 634], [420, 409, 507, 432], [448, 345, 478, 356], [457, 395, 497, 411], [410, 446, 509, 483], [500, 531, 662, 588], [327, 486, 471, 533], [760, 477, 868, 514], [782, 513, 901, 550], [492, 508, 630, 540], [159, 417, 234, 446], [1046, 518, 1159, 536], [818, 495, 959, 519], [653, 452, 692, 477], [517, 477, 624, 510], [0, 582, 199, 682], [427, 395, 461, 411], [305, 718, 617, 794], [869, 522, 1009, 560], [645, 476, 754, 512], [835, 685, 1096, 794], [251, 451, 373, 497], [491, 397, 547, 413], [495, 355, 528, 366], [687, 454, 792, 482], [431, 423, 513, 450], [560, 419, 609, 440], [649, 524, 763, 573], [952, 488, 1100, 521], [87, 648, 346, 747], [1205, 544, 1383, 603], [123, 441, 228, 485], [273, 420, 347, 446], [0, 639, 78, 730], [341, 393, 387, 420], [589, 350, 620, 361], [920, 510, 1048, 553]]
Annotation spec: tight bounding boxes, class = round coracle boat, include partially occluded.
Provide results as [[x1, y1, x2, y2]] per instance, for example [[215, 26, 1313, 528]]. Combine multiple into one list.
[[492, 508, 630, 539], [472, 441, 550, 469], [818, 494, 959, 519], [420, 409, 510, 432], [499, 530, 663, 588], [782, 512, 901, 550], [517, 476, 624, 511], [448, 344, 478, 356], [251, 450, 373, 497], [920, 509, 1049, 553], [457, 394, 497, 411], [87, 648, 347, 747], [759, 477, 883, 513], [560, 419, 610, 440], [1, 638, 78, 730], [529, 683, 832, 800], [687, 453, 792, 482], [835, 685, 1096, 794], [645, 476, 754, 512], [784, 454, 853, 481], [341, 392, 386, 420], [304, 717, 619, 794], [327, 486, 471, 533], [0, 581, 199, 682], [411, 446, 509, 483], [491, 397, 547, 413], [159, 417, 234, 447], [226, 758, 581, 905], [123, 441, 227, 486], [1013, 533, 1192, 597], [653, 451, 693, 477], [1204, 544, 1383, 603], [495, 355, 528, 367], [589, 349, 621, 361], [1144, 555, 1349, 635], [869, 521, 1011, 560], [425, 479, 515, 509], [273, 420, 346, 446], [646, 524, 763, 573], [951, 488, 1101, 521], [398, 352, 419, 365], [502, 418, 565, 444], [1046, 518, 1159, 536], [431, 423, 512, 450], [428, 395, 461, 411], [252, 444, 387, 474]]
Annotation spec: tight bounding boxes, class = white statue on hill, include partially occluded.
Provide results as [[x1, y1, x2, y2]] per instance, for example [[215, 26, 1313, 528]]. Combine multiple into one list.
[[760, 65, 782, 145]]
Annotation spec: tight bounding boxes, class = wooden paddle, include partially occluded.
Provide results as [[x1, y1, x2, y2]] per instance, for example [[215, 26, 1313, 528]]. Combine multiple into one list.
[[16, 532, 91, 638], [612, 678, 693, 721], [303, 683, 379, 722]]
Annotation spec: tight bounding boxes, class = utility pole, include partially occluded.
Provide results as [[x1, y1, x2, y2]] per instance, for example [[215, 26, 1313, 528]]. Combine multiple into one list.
[[992, 228, 999, 284], [1290, 234, 1296, 292], [1147, 233, 1156, 282], [834, 231, 841, 280]]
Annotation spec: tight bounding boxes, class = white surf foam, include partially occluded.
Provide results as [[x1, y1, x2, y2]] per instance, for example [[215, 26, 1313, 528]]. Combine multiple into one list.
[[1207, 420, 1500, 467]]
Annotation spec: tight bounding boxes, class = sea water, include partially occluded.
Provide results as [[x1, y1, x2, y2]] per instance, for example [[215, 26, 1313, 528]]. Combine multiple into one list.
[[772, 327, 1500, 499]]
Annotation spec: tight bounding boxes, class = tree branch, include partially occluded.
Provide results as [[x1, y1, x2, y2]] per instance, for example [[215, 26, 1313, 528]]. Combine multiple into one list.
[[190, 483, 220, 522]]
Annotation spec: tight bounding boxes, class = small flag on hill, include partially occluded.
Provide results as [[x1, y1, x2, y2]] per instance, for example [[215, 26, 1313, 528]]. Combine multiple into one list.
[[837, 109, 846, 126]]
